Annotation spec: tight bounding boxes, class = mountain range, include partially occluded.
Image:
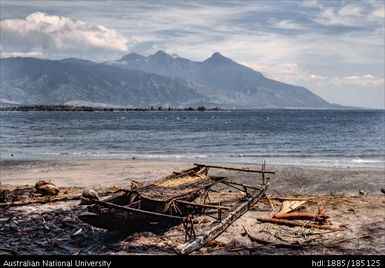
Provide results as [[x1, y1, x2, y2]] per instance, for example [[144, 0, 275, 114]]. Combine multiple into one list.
[[0, 51, 335, 108]]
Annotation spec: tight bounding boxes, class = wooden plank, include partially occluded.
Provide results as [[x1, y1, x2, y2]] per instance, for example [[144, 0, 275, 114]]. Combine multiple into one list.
[[194, 163, 275, 174], [176, 184, 269, 254], [256, 217, 345, 231]]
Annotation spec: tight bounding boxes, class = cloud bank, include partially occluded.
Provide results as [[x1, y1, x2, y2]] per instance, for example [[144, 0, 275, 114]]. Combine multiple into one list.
[[0, 12, 131, 59]]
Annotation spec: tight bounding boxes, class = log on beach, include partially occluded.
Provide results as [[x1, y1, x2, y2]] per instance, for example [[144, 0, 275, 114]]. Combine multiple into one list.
[[257, 217, 346, 231]]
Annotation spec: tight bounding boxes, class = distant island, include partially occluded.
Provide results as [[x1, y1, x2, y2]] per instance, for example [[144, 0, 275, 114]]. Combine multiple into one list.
[[0, 105, 220, 112]]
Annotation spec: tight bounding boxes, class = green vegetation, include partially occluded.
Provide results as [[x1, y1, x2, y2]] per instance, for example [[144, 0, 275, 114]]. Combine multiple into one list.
[[0, 105, 220, 112]]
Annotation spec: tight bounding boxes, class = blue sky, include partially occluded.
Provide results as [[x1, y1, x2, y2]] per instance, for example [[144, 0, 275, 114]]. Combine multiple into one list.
[[1, 0, 384, 108]]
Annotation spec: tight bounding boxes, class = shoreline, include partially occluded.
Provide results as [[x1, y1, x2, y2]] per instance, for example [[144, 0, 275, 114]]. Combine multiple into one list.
[[1, 159, 384, 195]]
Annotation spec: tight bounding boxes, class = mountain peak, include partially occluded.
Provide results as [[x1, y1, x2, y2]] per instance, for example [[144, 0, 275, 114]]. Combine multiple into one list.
[[212, 52, 224, 58], [151, 50, 172, 58], [119, 52, 145, 62], [204, 52, 232, 64], [148, 50, 175, 64]]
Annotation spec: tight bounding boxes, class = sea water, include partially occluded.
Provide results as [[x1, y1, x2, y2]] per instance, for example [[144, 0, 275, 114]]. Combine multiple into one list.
[[0, 109, 384, 168]]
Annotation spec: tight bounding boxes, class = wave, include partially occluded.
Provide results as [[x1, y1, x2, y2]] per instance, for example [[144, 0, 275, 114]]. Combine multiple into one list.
[[2, 150, 384, 168]]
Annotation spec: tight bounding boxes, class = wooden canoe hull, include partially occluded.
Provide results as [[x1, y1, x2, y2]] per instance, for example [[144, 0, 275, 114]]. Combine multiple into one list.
[[79, 211, 180, 231]]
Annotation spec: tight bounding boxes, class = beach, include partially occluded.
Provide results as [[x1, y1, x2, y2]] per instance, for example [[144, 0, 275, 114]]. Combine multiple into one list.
[[1, 159, 384, 194], [1, 159, 384, 255]]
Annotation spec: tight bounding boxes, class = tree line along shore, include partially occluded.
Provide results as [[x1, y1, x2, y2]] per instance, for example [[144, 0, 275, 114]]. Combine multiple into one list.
[[0, 105, 221, 112]]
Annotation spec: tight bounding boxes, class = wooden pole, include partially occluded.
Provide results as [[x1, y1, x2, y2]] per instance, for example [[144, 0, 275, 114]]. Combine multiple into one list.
[[175, 200, 230, 210], [194, 163, 275, 174], [256, 217, 345, 231], [176, 184, 269, 254], [262, 161, 266, 185]]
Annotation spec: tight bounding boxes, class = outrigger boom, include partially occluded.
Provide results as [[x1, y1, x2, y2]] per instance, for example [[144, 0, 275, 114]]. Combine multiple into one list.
[[194, 163, 275, 174]]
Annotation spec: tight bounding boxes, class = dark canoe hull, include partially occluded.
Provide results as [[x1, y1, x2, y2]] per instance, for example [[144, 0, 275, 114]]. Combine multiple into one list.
[[78, 166, 209, 230], [79, 210, 180, 231]]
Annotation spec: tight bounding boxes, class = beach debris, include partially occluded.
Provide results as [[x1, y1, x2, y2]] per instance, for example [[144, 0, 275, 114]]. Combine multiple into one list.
[[71, 228, 83, 237], [273, 205, 328, 223], [206, 239, 226, 248], [256, 199, 343, 231], [80, 190, 99, 205], [242, 225, 301, 248], [275, 200, 307, 215], [381, 189, 385, 195], [347, 207, 355, 214], [0, 188, 8, 203], [42, 218, 50, 230], [35, 180, 59, 196], [130, 180, 141, 190], [257, 217, 345, 231], [359, 189, 366, 196]]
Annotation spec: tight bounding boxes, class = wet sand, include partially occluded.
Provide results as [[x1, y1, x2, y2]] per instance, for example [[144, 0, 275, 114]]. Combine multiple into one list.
[[1, 160, 384, 255]]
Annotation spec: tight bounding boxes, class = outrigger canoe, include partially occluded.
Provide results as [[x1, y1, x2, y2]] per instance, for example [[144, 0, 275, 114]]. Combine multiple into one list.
[[79, 163, 275, 254]]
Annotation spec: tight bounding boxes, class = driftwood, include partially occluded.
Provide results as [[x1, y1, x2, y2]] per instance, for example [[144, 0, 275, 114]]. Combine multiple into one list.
[[274, 205, 328, 223], [0, 190, 120, 208], [0, 195, 81, 207], [271, 197, 317, 201], [194, 163, 275, 174], [276, 200, 307, 214], [257, 217, 345, 231], [176, 184, 269, 254]]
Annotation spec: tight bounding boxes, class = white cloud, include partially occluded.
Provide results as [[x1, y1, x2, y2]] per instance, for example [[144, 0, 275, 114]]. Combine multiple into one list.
[[0, 51, 43, 58], [315, 1, 384, 26], [338, 4, 364, 17], [243, 61, 384, 88], [302, 0, 320, 8], [275, 20, 304, 30], [0, 12, 131, 58], [371, 6, 384, 19], [332, 74, 384, 87]]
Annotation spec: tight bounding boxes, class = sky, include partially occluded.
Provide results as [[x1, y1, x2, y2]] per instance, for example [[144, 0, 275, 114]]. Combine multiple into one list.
[[0, 0, 384, 108]]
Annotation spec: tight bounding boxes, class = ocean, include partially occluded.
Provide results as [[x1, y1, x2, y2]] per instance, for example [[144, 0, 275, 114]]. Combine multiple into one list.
[[0, 109, 384, 168]]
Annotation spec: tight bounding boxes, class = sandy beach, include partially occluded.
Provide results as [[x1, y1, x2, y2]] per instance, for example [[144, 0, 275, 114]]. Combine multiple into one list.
[[1, 159, 384, 195], [1, 160, 384, 255]]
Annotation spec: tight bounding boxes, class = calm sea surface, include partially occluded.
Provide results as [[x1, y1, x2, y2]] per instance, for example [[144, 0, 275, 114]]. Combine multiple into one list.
[[0, 110, 384, 168]]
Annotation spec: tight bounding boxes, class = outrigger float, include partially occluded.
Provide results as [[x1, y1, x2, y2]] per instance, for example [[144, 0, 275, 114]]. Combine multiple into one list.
[[78, 163, 275, 254]]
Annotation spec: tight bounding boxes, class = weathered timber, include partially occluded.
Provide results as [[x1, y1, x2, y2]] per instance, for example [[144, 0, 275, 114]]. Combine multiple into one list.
[[220, 180, 263, 190], [0, 190, 123, 208], [176, 183, 269, 254], [256, 217, 345, 231], [194, 163, 275, 174], [276, 200, 307, 215], [0, 195, 81, 207], [274, 205, 327, 222], [95, 200, 183, 221], [176, 200, 230, 210]]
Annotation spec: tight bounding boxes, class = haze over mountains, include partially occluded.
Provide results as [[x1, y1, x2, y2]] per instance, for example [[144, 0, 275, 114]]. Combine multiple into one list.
[[0, 51, 335, 108]]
